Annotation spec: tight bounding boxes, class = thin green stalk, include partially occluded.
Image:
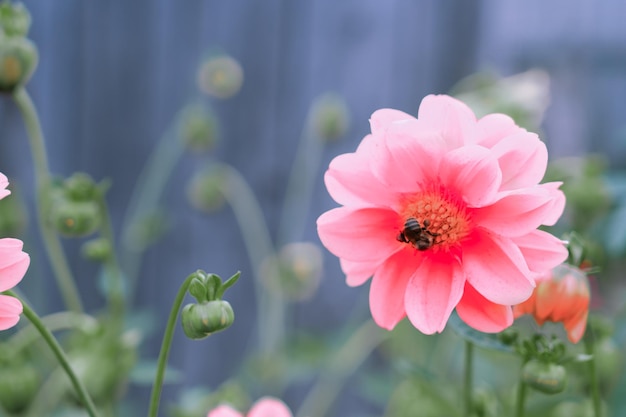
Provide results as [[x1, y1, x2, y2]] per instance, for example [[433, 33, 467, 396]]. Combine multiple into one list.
[[96, 189, 125, 319], [218, 163, 281, 353], [515, 360, 529, 417], [120, 124, 185, 298], [12, 87, 83, 313], [277, 115, 323, 245], [147, 272, 196, 417], [296, 320, 389, 417], [463, 340, 474, 417], [7, 291, 100, 417], [585, 335, 602, 417]]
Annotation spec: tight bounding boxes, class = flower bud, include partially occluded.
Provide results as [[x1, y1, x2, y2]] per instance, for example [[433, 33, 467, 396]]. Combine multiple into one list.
[[186, 165, 226, 213], [0, 2, 31, 37], [521, 359, 567, 394], [181, 300, 234, 340], [179, 103, 219, 153], [309, 93, 350, 141], [63, 172, 100, 202], [0, 362, 39, 413], [514, 263, 590, 343], [197, 54, 243, 99], [82, 237, 112, 262], [50, 200, 101, 237], [0, 35, 38, 92]]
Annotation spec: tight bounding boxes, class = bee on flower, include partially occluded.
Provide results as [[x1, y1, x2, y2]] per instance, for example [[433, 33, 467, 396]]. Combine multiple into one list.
[[317, 94, 567, 335]]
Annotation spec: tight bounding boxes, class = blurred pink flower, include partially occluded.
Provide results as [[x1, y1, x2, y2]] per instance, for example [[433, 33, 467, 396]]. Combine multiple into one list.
[[317, 95, 567, 334], [513, 264, 590, 343], [207, 397, 292, 417], [0, 175, 30, 330]]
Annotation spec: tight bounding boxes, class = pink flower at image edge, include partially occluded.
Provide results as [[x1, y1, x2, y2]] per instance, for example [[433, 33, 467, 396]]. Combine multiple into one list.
[[0, 173, 30, 330], [317, 94, 567, 334], [207, 397, 293, 417]]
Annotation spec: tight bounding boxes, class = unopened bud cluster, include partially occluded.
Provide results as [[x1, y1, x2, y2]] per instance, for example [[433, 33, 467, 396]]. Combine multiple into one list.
[[0, 1, 38, 92], [181, 270, 240, 340]]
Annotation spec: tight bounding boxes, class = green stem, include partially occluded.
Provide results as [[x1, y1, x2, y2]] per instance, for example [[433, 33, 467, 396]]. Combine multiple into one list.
[[96, 187, 125, 320], [515, 360, 529, 417], [120, 123, 185, 299], [147, 272, 196, 417], [218, 163, 280, 353], [277, 113, 324, 245], [463, 340, 474, 417], [295, 320, 389, 417], [7, 291, 100, 417], [12, 87, 83, 313], [585, 335, 602, 417]]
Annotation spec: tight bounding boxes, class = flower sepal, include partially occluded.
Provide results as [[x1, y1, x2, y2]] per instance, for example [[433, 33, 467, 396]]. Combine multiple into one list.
[[522, 359, 567, 394]]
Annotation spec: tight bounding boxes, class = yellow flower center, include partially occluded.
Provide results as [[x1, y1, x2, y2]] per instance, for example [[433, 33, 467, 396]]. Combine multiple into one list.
[[399, 185, 471, 252]]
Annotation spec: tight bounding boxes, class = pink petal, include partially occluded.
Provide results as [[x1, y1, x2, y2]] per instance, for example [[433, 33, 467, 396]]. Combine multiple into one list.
[[0, 239, 30, 292], [404, 254, 465, 334], [456, 283, 514, 333], [472, 184, 565, 237], [369, 248, 420, 330], [373, 122, 447, 194], [463, 230, 534, 305], [439, 145, 502, 207], [369, 108, 415, 135], [317, 207, 401, 263], [540, 182, 566, 226], [511, 230, 568, 273], [324, 135, 398, 207], [207, 405, 243, 417], [475, 113, 522, 148], [248, 397, 293, 417], [417, 95, 478, 148], [340, 258, 379, 287], [0, 294, 22, 330], [564, 309, 588, 344], [490, 131, 548, 190], [0, 173, 9, 200]]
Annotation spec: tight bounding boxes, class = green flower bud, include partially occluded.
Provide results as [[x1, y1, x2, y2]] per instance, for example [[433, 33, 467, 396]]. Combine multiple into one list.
[[181, 300, 234, 340], [522, 359, 567, 394], [179, 103, 219, 153], [309, 93, 350, 141], [63, 172, 101, 202], [50, 200, 101, 237], [0, 35, 37, 92], [0, 2, 31, 37], [197, 54, 243, 99], [186, 165, 226, 213], [82, 237, 112, 262], [0, 362, 39, 413]]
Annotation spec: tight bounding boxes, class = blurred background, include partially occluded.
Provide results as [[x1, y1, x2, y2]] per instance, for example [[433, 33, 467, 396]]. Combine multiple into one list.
[[1, 1, 626, 416]]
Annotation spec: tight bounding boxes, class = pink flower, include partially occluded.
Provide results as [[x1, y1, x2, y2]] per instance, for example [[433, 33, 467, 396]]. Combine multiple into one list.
[[513, 264, 590, 343], [317, 95, 567, 334], [0, 175, 30, 330], [207, 397, 293, 417]]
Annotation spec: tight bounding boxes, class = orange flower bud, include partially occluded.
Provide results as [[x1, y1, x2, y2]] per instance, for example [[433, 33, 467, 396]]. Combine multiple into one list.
[[514, 264, 590, 343]]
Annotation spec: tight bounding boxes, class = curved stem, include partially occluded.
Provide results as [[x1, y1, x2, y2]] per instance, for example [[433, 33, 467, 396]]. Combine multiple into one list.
[[12, 87, 83, 313], [296, 320, 389, 417], [277, 114, 323, 245], [7, 290, 100, 417], [9, 311, 98, 355], [147, 272, 196, 417], [218, 163, 280, 353], [463, 340, 474, 417], [585, 335, 602, 417], [120, 124, 185, 299]]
